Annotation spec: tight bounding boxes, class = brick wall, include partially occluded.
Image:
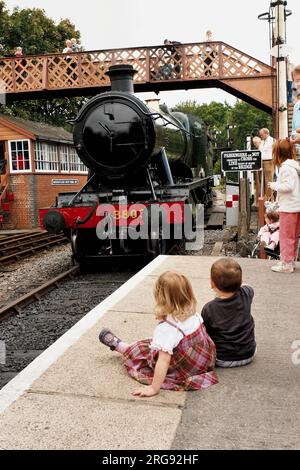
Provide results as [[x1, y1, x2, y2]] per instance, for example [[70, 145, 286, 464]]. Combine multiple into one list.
[[9, 175, 31, 228], [9, 173, 87, 229]]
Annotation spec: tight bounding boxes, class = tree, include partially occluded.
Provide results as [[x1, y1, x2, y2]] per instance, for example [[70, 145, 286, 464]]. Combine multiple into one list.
[[0, 3, 80, 56], [172, 98, 273, 174], [3, 97, 87, 130], [0, 1, 82, 127], [173, 99, 272, 149], [173, 100, 231, 129], [0, 1, 9, 55], [228, 100, 273, 150]]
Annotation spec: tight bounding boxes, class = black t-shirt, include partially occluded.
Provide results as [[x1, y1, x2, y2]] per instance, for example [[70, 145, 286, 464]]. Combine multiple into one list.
[[201, 286, 256, 361]]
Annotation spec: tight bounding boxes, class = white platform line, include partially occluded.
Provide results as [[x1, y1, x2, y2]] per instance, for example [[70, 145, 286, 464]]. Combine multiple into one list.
[[0, 255, 168, 414]]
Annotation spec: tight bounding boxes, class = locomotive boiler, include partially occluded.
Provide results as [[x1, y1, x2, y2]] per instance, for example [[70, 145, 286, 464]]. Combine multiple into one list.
[[40, 64, 214, 263]]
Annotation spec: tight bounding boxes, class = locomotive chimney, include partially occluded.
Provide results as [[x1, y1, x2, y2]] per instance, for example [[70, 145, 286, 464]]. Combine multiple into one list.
[[106, 64, 137, 94]]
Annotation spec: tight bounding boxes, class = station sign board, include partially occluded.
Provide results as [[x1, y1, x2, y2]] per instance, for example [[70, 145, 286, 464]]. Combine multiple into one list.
[[52, 179, 79, 186], [221, 150, 262, 172]]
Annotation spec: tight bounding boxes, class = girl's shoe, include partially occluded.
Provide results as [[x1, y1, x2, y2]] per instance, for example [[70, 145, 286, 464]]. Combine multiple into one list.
[[271, 262, 294, 273], [99, 328, 121, 350]]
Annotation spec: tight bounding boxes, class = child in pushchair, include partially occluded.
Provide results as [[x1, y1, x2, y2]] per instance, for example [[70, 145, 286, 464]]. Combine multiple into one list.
[[252, 209, 280, 259]]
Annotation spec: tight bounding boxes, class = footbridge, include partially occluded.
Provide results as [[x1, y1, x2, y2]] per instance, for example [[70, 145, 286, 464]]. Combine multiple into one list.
[[0, 41, 275, 113]]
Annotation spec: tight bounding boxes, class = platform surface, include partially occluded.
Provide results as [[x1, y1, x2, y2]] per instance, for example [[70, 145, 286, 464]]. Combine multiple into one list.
[[0, 255, 299, 450]]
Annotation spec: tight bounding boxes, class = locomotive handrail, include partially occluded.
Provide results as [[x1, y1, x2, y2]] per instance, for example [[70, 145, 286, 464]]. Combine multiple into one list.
[[68, 174, 97, 207], [75, 201, 97, 225], [154, 113, 193, 136]]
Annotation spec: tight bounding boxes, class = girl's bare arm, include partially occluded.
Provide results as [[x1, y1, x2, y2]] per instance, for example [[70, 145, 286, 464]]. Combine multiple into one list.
[[132, 350, 171, 397]]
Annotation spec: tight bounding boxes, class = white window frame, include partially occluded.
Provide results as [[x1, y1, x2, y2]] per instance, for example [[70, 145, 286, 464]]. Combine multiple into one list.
[[60, 145, 70, 174], [60, 145, 88, 174], [34, 142, 59, 173], [8, 139, 32, 174]]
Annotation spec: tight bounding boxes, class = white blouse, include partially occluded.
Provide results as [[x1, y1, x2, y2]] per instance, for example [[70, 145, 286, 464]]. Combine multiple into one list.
[[150, 313, 203, 355]]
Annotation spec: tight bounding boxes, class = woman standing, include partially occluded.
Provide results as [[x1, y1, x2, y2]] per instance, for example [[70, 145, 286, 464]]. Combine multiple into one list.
[[269, 139, 300, 273]]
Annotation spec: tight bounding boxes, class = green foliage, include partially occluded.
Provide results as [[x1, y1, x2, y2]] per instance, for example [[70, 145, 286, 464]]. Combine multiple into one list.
[[173, 100, 272, 149], [173, 99, 272, 146], [172, 99, 273, 171], [173, 100, 231, 128], [0, 1, 82, 128], [2, 97, 87, 130], [228, 100, 273, 150], [213, 158, 221, 175], [0, 2, 80, 56]]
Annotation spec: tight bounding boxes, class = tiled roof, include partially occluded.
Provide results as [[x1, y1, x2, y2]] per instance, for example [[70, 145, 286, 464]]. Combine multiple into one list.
[[0, 114, 73, 144]]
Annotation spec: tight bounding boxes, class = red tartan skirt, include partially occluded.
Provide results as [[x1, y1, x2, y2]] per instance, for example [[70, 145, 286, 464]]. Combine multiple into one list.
[[123, 324, 218, 391]]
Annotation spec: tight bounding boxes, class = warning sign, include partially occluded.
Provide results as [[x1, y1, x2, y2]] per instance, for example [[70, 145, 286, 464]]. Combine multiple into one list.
[[221, 150, 262, 172]]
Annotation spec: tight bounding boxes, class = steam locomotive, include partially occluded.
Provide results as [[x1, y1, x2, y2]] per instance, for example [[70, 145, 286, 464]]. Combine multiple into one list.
[[40, 65, 214, 263]]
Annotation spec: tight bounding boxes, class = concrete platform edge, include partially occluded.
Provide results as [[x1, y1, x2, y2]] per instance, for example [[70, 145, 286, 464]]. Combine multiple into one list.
[[0, 255, 168, 414]]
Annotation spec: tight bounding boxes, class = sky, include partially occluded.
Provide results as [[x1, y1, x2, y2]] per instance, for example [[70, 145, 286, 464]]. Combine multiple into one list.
[[4, 0, 300, 107]]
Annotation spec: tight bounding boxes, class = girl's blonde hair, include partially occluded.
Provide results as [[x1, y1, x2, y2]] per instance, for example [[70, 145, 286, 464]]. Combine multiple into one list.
[[154, 271, 197, 322], [272, 138, 297, 167]]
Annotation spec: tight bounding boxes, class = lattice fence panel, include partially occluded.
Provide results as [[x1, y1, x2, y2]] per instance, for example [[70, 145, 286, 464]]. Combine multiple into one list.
[[112, 49, 148, 82], [0, 43, 274, 95], [221, 45, 265, 78], [0, 60, 14, 92], [184, 44, 219, 80], [80, 52, 111, 86], [149, 47, 184, 81], [47, 55, 81, 89], [14, 58, 44, 90]]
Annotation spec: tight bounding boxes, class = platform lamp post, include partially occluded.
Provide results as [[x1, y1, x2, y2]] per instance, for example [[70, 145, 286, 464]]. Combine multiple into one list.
[[258, 1, 292, 139], [257, 1, 292, 258]]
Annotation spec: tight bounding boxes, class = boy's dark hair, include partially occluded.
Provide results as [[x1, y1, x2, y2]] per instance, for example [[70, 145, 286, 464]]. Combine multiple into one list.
[[211, 258, 242, 293]]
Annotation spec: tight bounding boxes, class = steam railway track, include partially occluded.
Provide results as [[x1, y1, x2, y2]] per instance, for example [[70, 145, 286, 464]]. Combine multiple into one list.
[[0, 265, 80, 322], [0, 232, 68, 265], [0, 267, 134, 389]]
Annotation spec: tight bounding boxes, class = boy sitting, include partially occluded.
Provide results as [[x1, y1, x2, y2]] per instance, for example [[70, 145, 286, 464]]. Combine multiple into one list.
[[201, 258, 256, 368]]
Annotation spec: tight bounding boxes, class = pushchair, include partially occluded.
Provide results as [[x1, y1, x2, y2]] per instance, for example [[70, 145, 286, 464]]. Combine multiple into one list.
[[250, 199, 281, 259], [251, 236, 300, 260], [250, 240, 280, 259]]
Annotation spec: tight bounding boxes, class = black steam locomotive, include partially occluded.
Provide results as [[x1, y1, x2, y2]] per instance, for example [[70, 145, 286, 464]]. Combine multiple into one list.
[[40, 65, 214, 263]]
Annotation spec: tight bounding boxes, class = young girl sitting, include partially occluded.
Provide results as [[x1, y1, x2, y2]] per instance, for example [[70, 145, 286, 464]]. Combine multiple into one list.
[[257, 211, 280, 250], [99, 271, 218, 397]]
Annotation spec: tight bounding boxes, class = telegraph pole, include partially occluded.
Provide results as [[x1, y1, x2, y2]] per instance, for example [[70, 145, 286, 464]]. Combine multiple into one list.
[[273, 1, 288, 138]]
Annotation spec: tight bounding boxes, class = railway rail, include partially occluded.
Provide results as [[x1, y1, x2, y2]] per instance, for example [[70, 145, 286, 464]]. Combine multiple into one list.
[[0, 266, 134, 389], [0, 265, 80, 321], [0, 232, 68, 265]]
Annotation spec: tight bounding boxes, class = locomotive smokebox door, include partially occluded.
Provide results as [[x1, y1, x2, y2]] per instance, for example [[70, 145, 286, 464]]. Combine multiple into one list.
[[73, 65, 156, 178]]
